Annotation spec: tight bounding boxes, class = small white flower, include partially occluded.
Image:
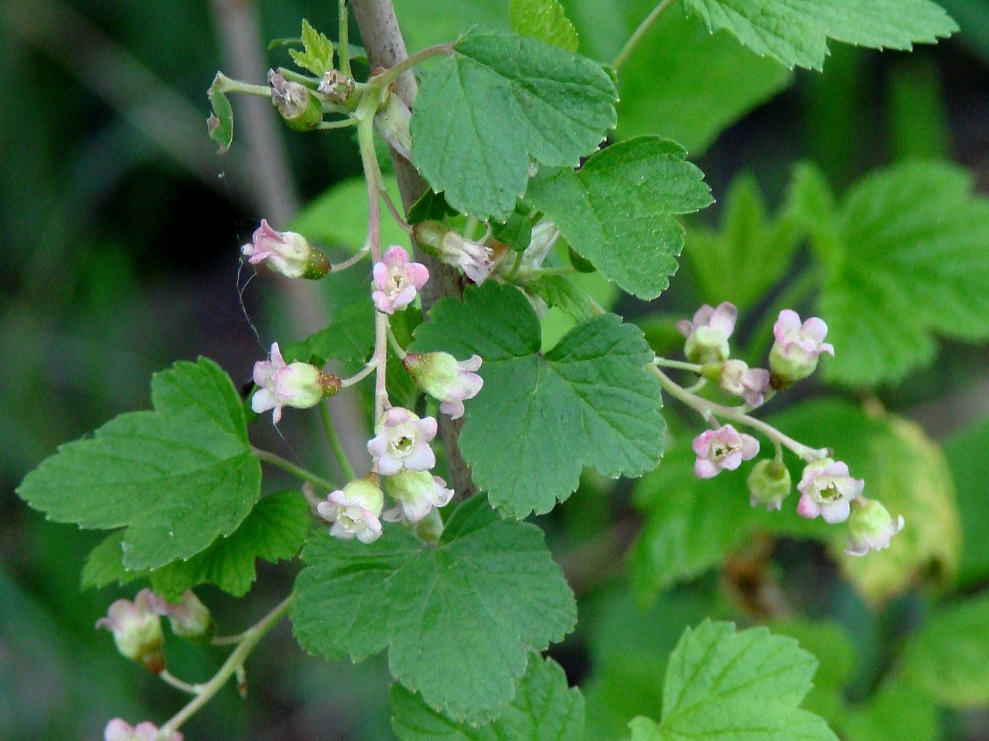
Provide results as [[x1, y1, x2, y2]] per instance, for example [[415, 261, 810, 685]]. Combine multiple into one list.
[[367, 407, 438, 475], [316, 478, 385, 544]]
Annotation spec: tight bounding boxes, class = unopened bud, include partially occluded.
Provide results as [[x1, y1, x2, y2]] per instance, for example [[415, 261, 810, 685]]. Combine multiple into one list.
[[404, 352, 483, 420], [845, 497, 904, 556], [158, 591, 214, 642], [96, 589, 166, 673], [242, 220, 330, 280], [747, 459, 792, 511], [412, 221, 493, 284], [268, 70, 323, 131]]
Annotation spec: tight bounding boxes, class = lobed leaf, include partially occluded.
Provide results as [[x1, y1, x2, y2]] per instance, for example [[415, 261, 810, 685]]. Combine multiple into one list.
[[811, 160, 989, 386], [631, 620, 837, 741], [683, 0, 957, 70], [410, 282, 665, 517], [82, 492, 312, 599], [391, 652, 584, 740], [410, 29, 618, 221], [292, 496, 576, 724], [289, 19, 334, 76], [525, 137, 712, 299], [18, 358, 261, 571]]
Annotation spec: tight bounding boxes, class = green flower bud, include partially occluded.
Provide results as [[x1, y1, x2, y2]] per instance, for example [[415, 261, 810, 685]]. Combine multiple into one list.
[[747, 459, 792, 511]]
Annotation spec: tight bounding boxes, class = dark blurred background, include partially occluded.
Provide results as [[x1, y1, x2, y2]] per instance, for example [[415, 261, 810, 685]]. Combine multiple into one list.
[[2, 0, 989, 739]]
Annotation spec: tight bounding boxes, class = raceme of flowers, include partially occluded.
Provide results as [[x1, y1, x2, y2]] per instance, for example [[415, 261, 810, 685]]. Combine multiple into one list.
[[243, 222, 484, 545], [675, 302, 903, 555]]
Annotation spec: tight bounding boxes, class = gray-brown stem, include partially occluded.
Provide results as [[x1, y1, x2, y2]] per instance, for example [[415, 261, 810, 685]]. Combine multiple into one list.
[[351, 0, 476, 499]]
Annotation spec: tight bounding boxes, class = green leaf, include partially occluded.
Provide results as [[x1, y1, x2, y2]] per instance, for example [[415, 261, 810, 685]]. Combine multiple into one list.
[[525, 137, 712, 300], [150, 491, 311, 599], [81, 531, 143, 590], [683, 0, 957, 70], [901, 594, 989, 708], [289, 19, 335, 76], [410, 282, 665, 517], [391, 652, 584, 740], [842, 679, 939, 741], [510, 0, 580, 51], [809, 160, 989, 385], [943, 417, 989, 586], [82, 491, 312, 599], [634, 620, 837, 741], [17, 358, 261, 571], [406, 189, 458, 225], [615, 8, 792, 153], [207, 74, 234, 154], [685, 174, 801, 310], [526, 275, 595, 322], [410, 30, 618, 221], [292, 496, 576, 723]]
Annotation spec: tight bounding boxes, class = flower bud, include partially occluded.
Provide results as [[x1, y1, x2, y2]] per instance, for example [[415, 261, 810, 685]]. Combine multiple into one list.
[[413, 221, 494, 284], [844, 498, 904, 556], [316, 477, 385, 544], [747, 459, 792, 510], [677, 303, 738, 364], [158, 590, 214, 642], [268, 70, 323, 131], [241, 220, 330, 280], [404, 352, 483, 420], [382, 469, 454, 523], [104, 718, 183, 741], [718, 359, 771, 407], [96, 589, 166, 673], [768, 309, 834, 388], [252, 342, 340, 423], [796, 458, 864, 524]]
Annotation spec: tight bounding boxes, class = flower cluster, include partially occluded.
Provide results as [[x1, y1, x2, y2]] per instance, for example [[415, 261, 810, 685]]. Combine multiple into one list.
[[677, 302, 901, 555]]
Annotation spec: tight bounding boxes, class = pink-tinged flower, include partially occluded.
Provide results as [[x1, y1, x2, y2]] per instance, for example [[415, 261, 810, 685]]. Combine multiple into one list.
[[692, 425, 759, 479], [241, 219, 329, 279], [372, 246, 429, 314], [404, 352, 483, 419], [844, 498, 904, 556], [769, 309, 835, 385], [156, 590, 213, 642], [367, 407, 438, 475], [677, 302, 738, 364], [252, 342, 339, 423], [382, 469, 454, 523], [720, 360, 771, 407], [105, 719, 182, 741], [413, 220, 494, 284], [96, 589, 166, 673], [747, 459, 792, 511], [316, 478, 385, 544], [796, 458, 864, 524]]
